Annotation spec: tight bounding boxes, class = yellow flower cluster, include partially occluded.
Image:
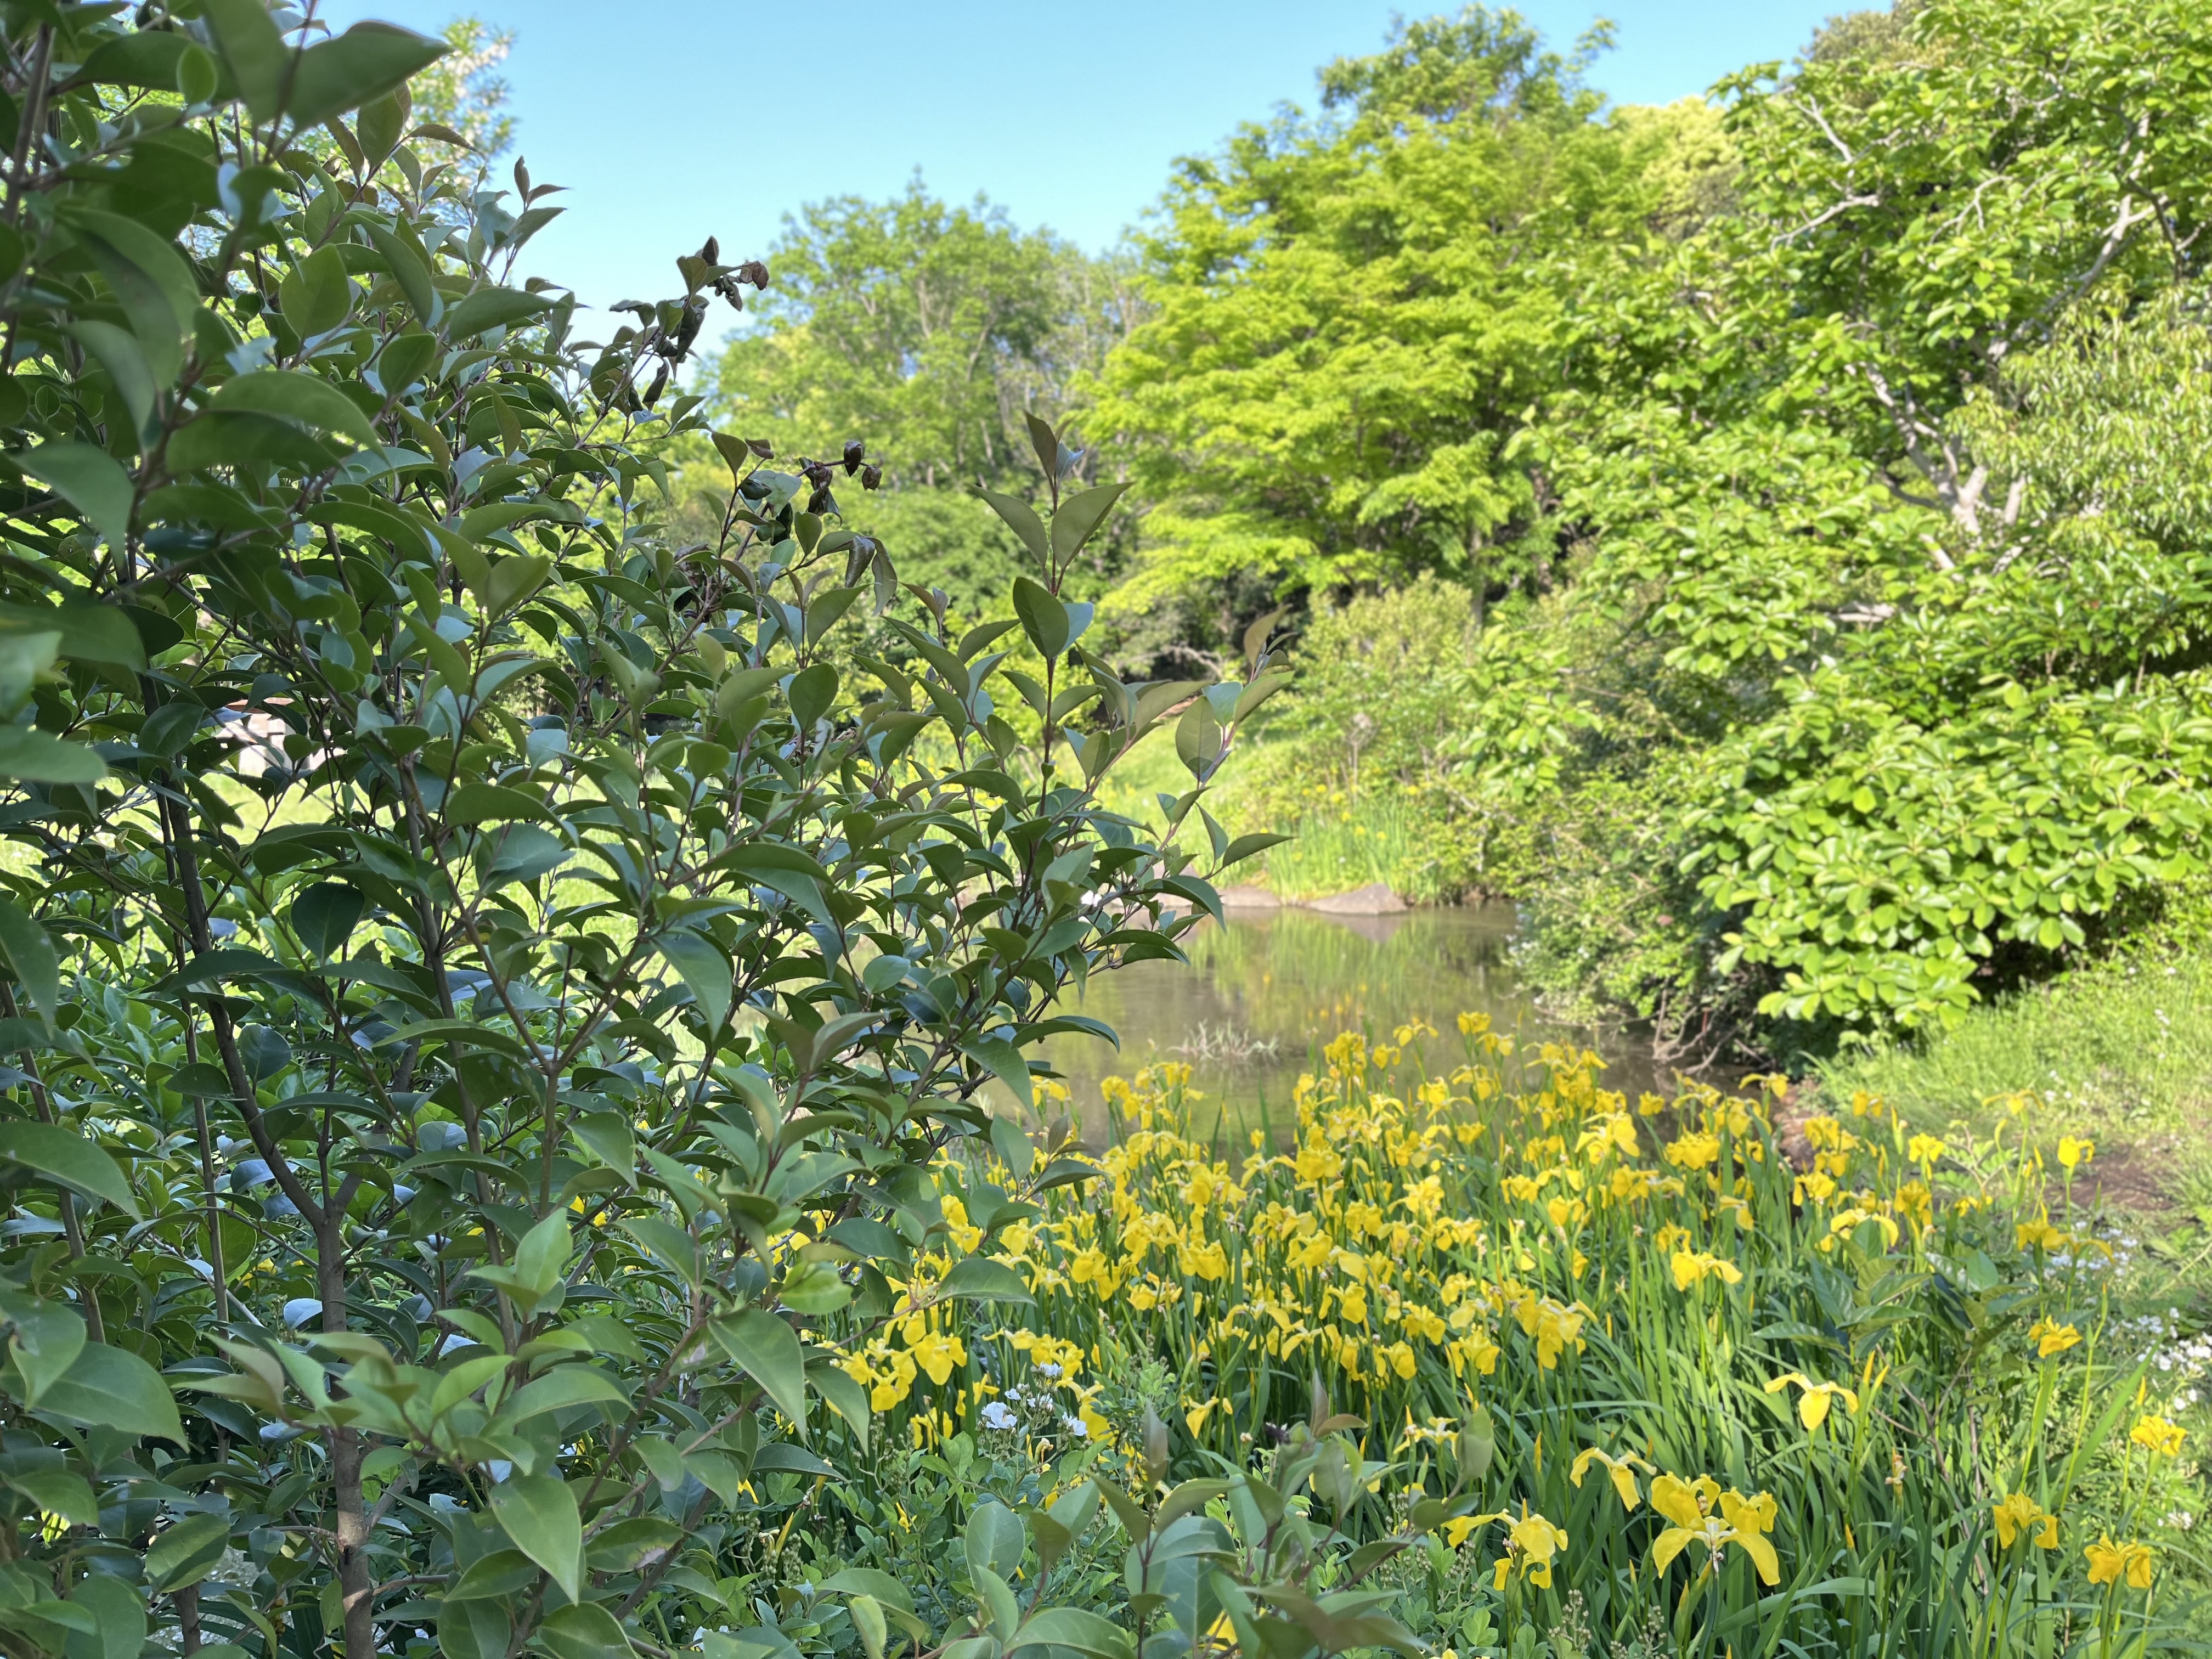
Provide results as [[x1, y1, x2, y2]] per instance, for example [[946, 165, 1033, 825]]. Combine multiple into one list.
[[1649, 1474, 1780, 1586], [837, 1311, 969, 1412], [806, 1017, 2183, 1622], [889, 1032, 2055, 1448]]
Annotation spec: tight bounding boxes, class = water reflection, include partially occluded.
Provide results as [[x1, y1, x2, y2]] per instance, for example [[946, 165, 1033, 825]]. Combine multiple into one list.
[[1033, 902, 1658, 1146]]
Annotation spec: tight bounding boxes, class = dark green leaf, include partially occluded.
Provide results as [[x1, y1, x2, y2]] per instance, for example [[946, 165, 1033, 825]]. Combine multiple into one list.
[[0, 1291, 86, 1407], [288, 883, 365, 960], [35, 1342, 183, 1441], [0, 727, 105, 785], [0, 1121, 139, 1218], [961, 1035, 1034, 1109], [488, 1472, 583, 1602], [62, 1571, 145, 1659], [937, 1256, 1034, 1306], [0, 896, 58, 1021], [1049, 483, 1129, 566], [287, 24, 447, 129], [1009, 1609, 1133, 1659], [0, 602, 146, 672], [200, 0, 289, 120], [1, 1467, 97, 1527], [146, 1513, 231, 1590], [1011, 577, 1069, 659], [708, 1309, 809, 1424], [10, 444, 134, 550], [978, 487, 1049, 563], [788, 663, 838, 729], [60, 208, 199, 375], [213, 369, 379, 448], [535, 1604, 634, 1659], [443, 287, 555, 341], [368, 229, 441, 325], [167, 411, 341, 474], [656, 929, 732, 1031], [279, 246, 353, 340]]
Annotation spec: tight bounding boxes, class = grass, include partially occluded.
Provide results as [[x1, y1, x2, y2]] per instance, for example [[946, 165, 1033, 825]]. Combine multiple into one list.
[[1087, 726, 1195, 826], [1816, 946, 2212, 1216], [1251, 793, 1426, 899], [1089, 730, 1447, 900]]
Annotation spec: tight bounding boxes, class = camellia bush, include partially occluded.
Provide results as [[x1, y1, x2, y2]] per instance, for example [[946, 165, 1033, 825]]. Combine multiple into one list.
[[0, 8, 1362, 1659]]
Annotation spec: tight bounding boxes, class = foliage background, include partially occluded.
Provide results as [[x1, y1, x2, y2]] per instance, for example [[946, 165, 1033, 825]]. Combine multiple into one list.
[[688, 0, 2212, 1063]]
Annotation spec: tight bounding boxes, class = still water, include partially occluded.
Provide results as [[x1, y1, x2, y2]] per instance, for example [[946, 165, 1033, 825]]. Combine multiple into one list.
[[1031, 902, 1660, 1146]]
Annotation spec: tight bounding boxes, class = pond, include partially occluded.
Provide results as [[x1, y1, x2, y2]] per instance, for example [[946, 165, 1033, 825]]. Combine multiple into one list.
[[1030, 900, 1664, 1146]]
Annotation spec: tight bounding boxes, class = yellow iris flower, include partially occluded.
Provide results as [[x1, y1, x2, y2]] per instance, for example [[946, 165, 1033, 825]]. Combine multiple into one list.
[[2129, 1415, 2185, 1457], [1991, 1492, 2059, 1551], [2084, 1534, 2153, 1590], [939, 1194, 983, 1254], [1451, 1505, 1565, 1590], [1569, 1445, 1656, 1513], [1650, 1474, 1780, 1586], [2016, 1216, 2067, 1252], [905, 1327, 966, 1386], [1670, 1250, 1744, 1291], [2027, 1317, 2081, 1358], [1765, 1372, 1861, 1431]]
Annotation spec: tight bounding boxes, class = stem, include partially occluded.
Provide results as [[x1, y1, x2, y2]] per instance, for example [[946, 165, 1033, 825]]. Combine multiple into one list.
[[160, 826, 232, 1323], [174, 1585, 200, 1656], [3, 26, 54, 224], [0, 981, 102, 1344]]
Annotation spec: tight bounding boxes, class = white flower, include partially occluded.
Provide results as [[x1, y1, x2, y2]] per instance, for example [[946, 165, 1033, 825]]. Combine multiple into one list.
[[980, 1402, 1018, 1431]]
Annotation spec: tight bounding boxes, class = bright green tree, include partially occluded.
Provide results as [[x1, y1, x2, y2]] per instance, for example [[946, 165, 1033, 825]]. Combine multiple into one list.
[[1553, 0, 2212, 1032], [1150, 0, 2212, 1043], [1084, 9, 1708, 622], [694, 184, 1139, 617], [712, 182, 1130, 492]]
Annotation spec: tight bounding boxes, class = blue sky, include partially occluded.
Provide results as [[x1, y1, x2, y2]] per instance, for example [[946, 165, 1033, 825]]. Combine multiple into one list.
[[323, 0, 1847, 317]]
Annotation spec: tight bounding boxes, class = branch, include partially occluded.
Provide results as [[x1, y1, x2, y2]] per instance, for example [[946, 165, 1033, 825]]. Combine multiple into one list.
[[1795, 94, 1856, 166], [1774, 193, 1880, 249]]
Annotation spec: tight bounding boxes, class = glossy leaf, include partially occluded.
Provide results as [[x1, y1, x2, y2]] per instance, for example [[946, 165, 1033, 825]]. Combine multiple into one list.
[[488, 1473, 583, 1603]]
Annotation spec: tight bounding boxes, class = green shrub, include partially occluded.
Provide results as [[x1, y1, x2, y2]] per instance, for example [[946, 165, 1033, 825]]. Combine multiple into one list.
[[0, 14, 1300, 1659]]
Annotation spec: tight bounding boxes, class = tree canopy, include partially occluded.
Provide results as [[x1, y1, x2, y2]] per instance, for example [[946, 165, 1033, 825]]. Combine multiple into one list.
[[1090, 0, 2212, 1043]]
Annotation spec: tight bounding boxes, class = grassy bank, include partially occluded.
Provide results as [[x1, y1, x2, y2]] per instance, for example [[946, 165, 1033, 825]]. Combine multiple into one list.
[[1815, 947, 2212, 1219], [1092, 729, 1456, 901]]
